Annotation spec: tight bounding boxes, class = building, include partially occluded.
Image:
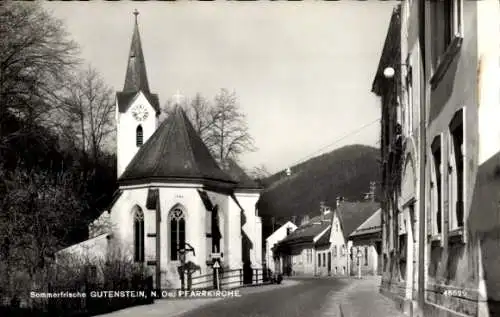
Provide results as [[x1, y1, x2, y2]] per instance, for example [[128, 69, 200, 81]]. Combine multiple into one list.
[[273, 197, 379, 277], [57, 12, 263, 290], [329, 200, 380, 277], [273, 206, 332, 276], [374, 1, 500, 316], [348, 208, 382, 277], [265, 221, 297, 274]]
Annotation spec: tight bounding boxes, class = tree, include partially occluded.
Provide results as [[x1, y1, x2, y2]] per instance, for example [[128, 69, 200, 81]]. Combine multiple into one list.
[[0, 167, 85, 299], [58, 66, 115, 165], [162, 89, 256, 164], [207, 89, 256, 164], [248, 164, 271, 180], [0, 2, 79, 152]]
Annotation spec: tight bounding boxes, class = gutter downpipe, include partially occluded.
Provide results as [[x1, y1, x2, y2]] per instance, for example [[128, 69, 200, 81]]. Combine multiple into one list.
[[417, 0, 428, 316]]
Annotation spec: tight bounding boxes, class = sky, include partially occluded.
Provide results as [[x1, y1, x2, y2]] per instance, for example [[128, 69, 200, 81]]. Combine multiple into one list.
[[43, 1, 397, 175]]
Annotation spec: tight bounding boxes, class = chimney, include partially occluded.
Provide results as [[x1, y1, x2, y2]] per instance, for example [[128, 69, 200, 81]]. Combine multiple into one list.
[[336, 197, 343, 208], [291, 215, 297, 225], [301, 215, 310, 226], [323, 206, 331, 215], [320, 201, 325, 214], [365, 181, 376, 201]]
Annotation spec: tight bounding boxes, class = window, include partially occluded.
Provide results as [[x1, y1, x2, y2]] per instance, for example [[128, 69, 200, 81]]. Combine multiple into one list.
[[286, 227, 291, 235], [431, 136, 443, 235], [333, 245, 337, 257], [322, 253, 326, 267], [307, 249, 312, 263], [169, 208, 186, 261], [211, 205, 221, 253], [136, 125, 143, 147], [430, 0, 463, 70], [133, 207, 144, 262], [318, 253, 321, 267], [405, 64, 413, 136], [341, 244, 345, 256], [449, 109, 465, 230]]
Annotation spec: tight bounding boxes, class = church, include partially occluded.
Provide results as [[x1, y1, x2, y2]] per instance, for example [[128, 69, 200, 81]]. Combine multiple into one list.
[[57, 12, 263, 290]]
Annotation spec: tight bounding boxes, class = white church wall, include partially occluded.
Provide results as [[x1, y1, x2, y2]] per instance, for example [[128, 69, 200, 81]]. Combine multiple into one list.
[[227, 197, 243, 271], [116, 92, 158, 178], [235, 192, 261, 269], [205, 191, 230, 265], [158, 186, 206, 288]]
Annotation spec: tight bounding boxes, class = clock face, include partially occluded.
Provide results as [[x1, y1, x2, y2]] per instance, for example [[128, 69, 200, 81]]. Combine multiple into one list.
[[132, 104, 149, 122]]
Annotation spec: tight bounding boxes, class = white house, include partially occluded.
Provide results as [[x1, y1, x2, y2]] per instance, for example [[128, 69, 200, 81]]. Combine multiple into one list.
[[56, 12, 263, 290], [265, 221, 297, 273]]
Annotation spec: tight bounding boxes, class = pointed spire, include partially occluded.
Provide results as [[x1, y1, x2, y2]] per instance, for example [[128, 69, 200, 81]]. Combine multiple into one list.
[[123, 9, 150, 93]]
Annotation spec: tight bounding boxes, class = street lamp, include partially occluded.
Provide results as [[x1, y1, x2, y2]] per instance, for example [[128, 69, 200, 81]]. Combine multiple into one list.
[[383, 66, 396, 79]]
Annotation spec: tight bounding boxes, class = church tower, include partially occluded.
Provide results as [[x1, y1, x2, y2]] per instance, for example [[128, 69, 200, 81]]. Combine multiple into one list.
[[116, 10, 161, 178]]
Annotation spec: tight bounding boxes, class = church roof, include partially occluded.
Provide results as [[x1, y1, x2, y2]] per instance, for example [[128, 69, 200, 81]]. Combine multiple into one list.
[[222, 159, 262, 190], [119, 106, 237, 187], [117, 12, 160, 114], [116, 91, 160, 115], [124, 13, 150, 94]]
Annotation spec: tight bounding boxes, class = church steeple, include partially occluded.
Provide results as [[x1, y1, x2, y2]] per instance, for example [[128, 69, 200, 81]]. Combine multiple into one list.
[[123, 9, 150, 93]]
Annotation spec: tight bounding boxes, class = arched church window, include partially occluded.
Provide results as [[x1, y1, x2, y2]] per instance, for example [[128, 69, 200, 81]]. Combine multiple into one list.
[[169, 208, 186, 261], [136, 125, 143, 147], [133, 207, 144, 262]]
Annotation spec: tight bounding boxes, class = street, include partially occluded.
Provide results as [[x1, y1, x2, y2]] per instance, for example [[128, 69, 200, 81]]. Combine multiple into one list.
[[172, 277, 404, 317], [179, 277, 345, 317]]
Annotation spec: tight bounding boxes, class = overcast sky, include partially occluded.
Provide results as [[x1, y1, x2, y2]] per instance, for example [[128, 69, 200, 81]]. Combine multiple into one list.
[[43, 1, 397, 175]]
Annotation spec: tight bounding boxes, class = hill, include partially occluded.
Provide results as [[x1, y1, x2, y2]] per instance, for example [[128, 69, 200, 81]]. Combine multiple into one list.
[[257, 144, 381, 238]]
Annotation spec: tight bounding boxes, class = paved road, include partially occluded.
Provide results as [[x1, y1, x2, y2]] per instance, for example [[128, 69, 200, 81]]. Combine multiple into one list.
[[178, 278, 348, 317], [100, 277, 404, 317]]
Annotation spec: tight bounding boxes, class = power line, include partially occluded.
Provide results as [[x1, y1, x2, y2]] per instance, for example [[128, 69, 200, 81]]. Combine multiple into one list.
[[286, 118, 381, 170]]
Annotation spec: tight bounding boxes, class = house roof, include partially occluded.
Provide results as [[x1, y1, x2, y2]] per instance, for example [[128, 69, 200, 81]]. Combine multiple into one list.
[[314, 227, 331, 247], [118, 106, 237, 186], [349, 208, 382, 238], [278, 213, 332, 246], [266, 221, 297, 242], [337, 201, 380, 240], [222, 158, 262, 190]]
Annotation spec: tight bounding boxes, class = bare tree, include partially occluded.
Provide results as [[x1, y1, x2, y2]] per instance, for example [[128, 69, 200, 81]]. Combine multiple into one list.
[[58, 66, 115, 164], [248, 164, 271, 180], [161, 89, 256, 164], [0, 2, 79, 150], [207, 88, 256, 164]]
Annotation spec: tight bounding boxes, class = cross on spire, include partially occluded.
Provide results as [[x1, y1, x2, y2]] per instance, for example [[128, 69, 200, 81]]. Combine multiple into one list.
[[133, 9, 139, 23], [173, 90, 184, 105]]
